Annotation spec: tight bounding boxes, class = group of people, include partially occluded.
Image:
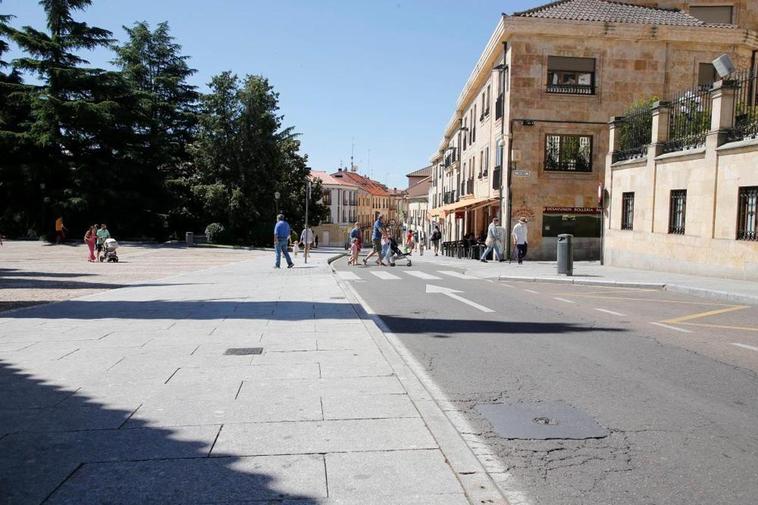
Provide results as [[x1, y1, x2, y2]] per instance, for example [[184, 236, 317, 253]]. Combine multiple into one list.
[[350, 214, 401, 267], [83, 223, 111, 262], [272, 215, 319, 269], [478, 216, 528, 264]]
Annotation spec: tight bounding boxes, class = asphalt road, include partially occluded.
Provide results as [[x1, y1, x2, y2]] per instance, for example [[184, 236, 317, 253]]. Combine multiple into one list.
[[333, 256, 758, 505]]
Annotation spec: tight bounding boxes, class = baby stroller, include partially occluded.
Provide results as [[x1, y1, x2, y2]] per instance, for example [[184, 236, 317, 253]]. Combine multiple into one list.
[[100, 238, 119, 263], [387, 237, 412, 267]]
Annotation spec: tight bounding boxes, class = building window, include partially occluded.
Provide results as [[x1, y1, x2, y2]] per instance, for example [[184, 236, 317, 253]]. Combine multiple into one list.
[[738, 186, 757, 240], [669, 190, 687, 235], [621, 192, 634, 230], [477, 151, 483, 178], [698, 63, 718, 90], [484, 146, 489, 176], [547, 56, 596, 95], [689, 6, 733, 25], [545, 134, 592, 172]]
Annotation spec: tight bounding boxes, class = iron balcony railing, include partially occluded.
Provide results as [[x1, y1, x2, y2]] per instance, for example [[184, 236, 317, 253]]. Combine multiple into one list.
[[727, 70, 758, 143], [612, 104, 654, 163], [662, 86, 713, 154], [546, 83, 595, 95]]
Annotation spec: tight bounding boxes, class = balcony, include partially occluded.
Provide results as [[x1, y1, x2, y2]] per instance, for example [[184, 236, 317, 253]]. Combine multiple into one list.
[[546, 83, 595, 95]]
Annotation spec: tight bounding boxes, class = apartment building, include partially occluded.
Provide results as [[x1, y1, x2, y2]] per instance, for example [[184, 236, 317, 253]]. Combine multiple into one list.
[[428, 0, 758, 260], [310, 171, 359, 247], [331, 168, 392, 242]]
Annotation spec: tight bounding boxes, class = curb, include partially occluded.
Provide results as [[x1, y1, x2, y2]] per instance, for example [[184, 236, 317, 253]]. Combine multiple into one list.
[[496, 275, 758, 305], [327, 252, 348, 265], [497, 275, 664, 290], [329, 259, 513, 505]]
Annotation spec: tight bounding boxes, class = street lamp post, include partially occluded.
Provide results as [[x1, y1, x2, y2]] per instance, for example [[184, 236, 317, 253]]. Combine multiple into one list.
[[304, 181, 311, 264]]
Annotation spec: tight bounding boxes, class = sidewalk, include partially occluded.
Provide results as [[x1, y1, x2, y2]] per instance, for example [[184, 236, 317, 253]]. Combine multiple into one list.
[[0, 248, 507, 505], [412, 252, 758, 305]]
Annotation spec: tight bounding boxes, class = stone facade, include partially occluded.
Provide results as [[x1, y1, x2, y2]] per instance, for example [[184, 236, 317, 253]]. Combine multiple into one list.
[[605, 81, 758, 280], [427, 0, 758, 260]]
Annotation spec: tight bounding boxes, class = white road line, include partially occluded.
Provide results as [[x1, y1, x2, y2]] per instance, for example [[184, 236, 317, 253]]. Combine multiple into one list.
[[731, 343, 758, 352], [426, 284, 495, 313], [438, 270, 477, 280], [370, 271, 401, 280], [524, 289, 539, 294], [500, 283, 514, 288], [336, 271, 361, 281], [650, 322, 693, 333], [404, 271, 442, 280], [553, 297, 576, 304], [595, 308, 626, 317]]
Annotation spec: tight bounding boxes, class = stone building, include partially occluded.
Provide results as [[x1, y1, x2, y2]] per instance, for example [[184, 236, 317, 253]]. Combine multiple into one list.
[[427, 0, 758, 259], [331, 169, 392, 242], [310, 171, 359, 247], [404, 167, 432, 244]]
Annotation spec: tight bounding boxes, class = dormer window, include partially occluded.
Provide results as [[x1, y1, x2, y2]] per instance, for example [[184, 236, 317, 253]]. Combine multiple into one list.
[[689, 6, 733, 25]]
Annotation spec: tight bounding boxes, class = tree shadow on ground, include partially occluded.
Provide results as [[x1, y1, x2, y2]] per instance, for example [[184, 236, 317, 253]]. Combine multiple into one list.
[[0, 268, 97, 278], [0, 359, 324, 505]]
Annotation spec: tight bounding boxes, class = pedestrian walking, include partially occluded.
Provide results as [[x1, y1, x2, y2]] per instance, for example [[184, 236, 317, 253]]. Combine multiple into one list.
[[480, 218, 503, 262], [431, 226, 441, 256], [300, 226, 314, 257], [273, 214, 294, 269], [84, 225, 97, 262], [405, 229, 415, 253], [314, 235, 319, 248], [512, 217, 529, 264], [363, 214, 384, 265], [55, 216, 68, 244], [348, 222, 362, 265], [96, 224, 110, 261]]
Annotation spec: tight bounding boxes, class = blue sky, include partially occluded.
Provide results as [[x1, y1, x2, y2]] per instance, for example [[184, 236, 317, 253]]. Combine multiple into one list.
[[2, 0, 545, 189]]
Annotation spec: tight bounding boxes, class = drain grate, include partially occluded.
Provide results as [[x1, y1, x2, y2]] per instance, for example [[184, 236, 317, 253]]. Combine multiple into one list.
[[224, 347, 263, 356], [475, 401, 608, 440]]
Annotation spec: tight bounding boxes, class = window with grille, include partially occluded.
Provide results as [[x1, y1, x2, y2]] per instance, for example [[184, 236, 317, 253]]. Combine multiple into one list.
[[621, 192, 634, 230], [737, 186, 757, 240], [545, 134, 592, 172], [669, 190, 687, 234]]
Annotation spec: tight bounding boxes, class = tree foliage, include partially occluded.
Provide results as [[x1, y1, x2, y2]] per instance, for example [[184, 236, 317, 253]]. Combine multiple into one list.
[[0, 1, 319, 244]]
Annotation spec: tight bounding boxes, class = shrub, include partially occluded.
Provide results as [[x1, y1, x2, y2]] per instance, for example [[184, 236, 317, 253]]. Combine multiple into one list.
[[204, 222, 229, 244]]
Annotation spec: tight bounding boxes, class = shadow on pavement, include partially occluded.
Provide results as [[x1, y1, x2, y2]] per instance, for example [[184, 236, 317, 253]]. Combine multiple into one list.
[[0, 268, 97, 278], [0, 359, 323, 505], [376, 315, 627, 335]]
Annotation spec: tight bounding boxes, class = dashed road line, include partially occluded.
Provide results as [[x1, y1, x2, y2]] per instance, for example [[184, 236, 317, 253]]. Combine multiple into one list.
[[731, 343, 758, 352], [524, 289, 540, 294], [553, 297, 575, 304], [336, 271, 361, 281], [650, 322, 693, 333], [595, 308, 626, 317]]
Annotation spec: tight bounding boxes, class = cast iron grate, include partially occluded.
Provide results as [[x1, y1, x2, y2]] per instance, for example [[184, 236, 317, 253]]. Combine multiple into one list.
[[224, 347, 263, 356]]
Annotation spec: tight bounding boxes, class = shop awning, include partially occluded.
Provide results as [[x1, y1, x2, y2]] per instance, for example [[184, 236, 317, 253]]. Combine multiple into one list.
[[438, 196, 498, 215]]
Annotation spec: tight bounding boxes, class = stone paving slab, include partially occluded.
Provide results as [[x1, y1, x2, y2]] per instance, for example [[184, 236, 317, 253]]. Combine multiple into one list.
[[213, 418, 437, 456], [44, 454, 327, 505], [321, 393, 418, 420]]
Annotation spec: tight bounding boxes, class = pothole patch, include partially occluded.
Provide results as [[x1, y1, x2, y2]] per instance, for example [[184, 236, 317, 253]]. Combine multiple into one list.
[[475, 401, 609, 440]]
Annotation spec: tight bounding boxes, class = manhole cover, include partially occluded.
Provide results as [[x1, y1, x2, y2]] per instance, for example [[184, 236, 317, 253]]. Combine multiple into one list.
[[475, 401, 608, 440], [224, 347, 263, 356]]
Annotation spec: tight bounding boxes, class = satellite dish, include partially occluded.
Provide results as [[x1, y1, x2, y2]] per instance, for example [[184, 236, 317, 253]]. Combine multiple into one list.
[[712, 54, 736, 78]]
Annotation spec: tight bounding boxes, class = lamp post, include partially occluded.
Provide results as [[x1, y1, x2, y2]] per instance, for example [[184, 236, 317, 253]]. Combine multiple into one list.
[[304, 181, 311, 264]]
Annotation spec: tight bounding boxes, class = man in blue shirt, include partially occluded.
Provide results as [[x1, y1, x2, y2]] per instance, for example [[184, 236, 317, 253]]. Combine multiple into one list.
[[362, 214, 384, 265], [273, 214, 294, 269]]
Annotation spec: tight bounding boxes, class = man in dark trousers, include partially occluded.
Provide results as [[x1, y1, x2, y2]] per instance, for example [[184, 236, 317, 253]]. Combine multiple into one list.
[[273, 214, 294, 269]]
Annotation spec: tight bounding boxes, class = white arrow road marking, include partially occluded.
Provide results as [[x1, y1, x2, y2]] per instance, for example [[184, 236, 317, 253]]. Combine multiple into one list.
[[438, 270, 478, 280], [336, 271, 361, 281], [405, 271, 442, 280], [732, 343, 758, 352], [370, 271, 401, 280], [426, 284, 494, 313]]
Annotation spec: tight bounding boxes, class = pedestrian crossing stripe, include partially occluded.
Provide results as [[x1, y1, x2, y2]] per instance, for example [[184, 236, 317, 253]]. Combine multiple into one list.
[[437, 270, 478, 280], [370, 271, 401, 280], [336, 271, 361, 281], [404, 271, 442, 280]]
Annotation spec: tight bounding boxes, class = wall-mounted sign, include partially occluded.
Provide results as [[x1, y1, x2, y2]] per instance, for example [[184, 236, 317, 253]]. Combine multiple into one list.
[[513, 170, 531, 177], [543, 207, 601, 215]]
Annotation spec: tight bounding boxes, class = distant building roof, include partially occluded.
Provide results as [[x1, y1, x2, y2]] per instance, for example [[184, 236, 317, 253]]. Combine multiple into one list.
[[331, 170, 391, 196], [513, 0, 734, 27], [406, 166, 432, 178], [311, 170, 358, 187], [407, 176, 431, 199]]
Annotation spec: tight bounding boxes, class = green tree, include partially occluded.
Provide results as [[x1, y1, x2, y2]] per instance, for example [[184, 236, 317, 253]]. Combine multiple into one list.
[[4, 0, 139, 238], [113, 21, 198, 237], [189, 72, 325, 244]]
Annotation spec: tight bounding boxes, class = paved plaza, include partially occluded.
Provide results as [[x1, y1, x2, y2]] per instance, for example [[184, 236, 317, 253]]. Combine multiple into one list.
[[0, 245, 506, 505]]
